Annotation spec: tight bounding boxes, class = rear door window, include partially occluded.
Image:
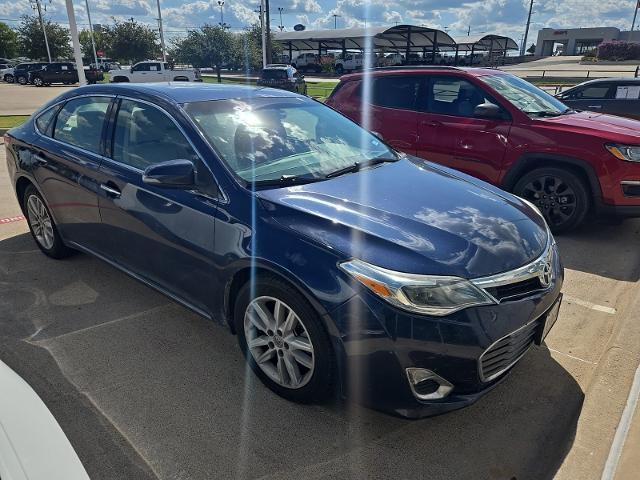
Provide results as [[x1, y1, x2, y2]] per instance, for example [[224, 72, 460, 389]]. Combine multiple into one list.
[[614, 84, 640, 99], [572, 84, 613, 99], [53, 96, 111, 154], [372, 75, 421, 110]]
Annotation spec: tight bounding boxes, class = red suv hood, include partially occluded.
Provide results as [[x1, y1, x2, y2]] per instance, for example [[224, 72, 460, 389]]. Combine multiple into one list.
[[538, 111, 640, 140]]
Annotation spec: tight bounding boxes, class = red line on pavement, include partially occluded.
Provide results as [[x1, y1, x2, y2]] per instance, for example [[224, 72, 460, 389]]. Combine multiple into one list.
[[0, 215, 25, 225]]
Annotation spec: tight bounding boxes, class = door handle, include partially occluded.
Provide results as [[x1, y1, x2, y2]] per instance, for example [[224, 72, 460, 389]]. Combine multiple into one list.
[[100, 183, 121, 198], [587, 105, 602, 109], [420, 120, 442, 127], [34, 153, 48, 165]]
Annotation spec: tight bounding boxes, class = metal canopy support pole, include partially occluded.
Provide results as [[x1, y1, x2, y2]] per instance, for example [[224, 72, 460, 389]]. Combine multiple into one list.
[[488, 39, 494, 66], [470, 44, 475, 66], [288, 42, 292, 63], [405, 26, 412, 62], [342, 39, 346, 59], [454, 45, 460, 66], [65, 0, 86, 85], [432, 31, 438, 64]]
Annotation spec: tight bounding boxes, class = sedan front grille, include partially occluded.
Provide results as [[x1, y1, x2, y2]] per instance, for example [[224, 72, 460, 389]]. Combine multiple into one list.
[[479, 320, 540, 382], [484, 277, 544, 303]]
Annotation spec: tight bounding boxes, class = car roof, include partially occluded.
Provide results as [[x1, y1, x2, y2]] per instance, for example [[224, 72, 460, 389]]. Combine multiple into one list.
[[574, 77, 640, 85], [340, 66, 500, 80], [63, 82, 302, 104]]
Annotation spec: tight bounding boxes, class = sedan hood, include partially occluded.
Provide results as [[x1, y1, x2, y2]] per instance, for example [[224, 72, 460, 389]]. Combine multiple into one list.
[[258, 158, 548, 279], [539, 111, 640, 139]]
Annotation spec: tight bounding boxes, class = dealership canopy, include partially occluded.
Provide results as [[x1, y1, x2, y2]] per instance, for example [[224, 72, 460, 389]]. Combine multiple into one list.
[[274, 25, 456, 54], [451, 34, 519, 52]]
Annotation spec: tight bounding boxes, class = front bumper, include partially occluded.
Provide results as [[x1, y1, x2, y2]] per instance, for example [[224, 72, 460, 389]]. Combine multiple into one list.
[[329, 250, 564, 418]]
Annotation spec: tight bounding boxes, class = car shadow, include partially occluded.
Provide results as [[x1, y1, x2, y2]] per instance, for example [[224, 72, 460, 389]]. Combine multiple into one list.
[[0, 233, 584, 480], [555, 218, 640, 282]]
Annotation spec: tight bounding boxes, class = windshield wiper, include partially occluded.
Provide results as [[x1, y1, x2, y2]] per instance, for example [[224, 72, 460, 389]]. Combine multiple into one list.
[[325, 157, 398, 179], [524, 110, 563, 117], [251, 174, 324, 188]]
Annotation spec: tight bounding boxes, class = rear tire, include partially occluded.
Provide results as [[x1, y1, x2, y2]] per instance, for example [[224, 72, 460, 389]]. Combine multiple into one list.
[[234, 275, 335, 404], [17, 75, 27, 85], [513, 167, 590, 233], [23, 185, 74, 259], [335, 64, 344, 75], [4, 74, 14, 83]]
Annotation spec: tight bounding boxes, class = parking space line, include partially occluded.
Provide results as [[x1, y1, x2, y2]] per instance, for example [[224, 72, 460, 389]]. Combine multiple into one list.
[[563, 294, 617, 315], [547, 347, 598, 365], [0, 215, 25, 225]]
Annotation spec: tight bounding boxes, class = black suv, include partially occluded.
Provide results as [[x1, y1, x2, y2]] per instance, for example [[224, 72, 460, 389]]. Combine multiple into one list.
[[256, 64, 307, 94], [13, 62, 49, 85], [29, 62, 103, 86]]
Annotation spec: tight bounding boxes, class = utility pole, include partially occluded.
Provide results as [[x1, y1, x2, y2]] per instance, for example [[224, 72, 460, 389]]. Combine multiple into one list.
[[332, 14, 341, 29], [631, 1, 639, 39], [30, 0, 52, 62], [259, 0, 267, 67], [64, 0, 86, 85], [278, 7, 284, 31], [85, 0, 98, 67], [265, 0, 271, 63], [521, 0, 534, 56], [156, 0, 167, 62]]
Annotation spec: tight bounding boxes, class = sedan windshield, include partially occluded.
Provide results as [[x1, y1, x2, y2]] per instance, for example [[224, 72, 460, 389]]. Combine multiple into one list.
[[479, 73, 569, 117], [183, 97, 396, 185]]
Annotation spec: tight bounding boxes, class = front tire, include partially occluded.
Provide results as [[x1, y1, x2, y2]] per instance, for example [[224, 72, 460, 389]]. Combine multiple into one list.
[[23, 185, 74, 259], [33, 77, 44, 87], [234, 276, 335, 404], [335, 64, 344, 75], [17, 75, 27, 85], [513, 167, 590, 233], [4, 74, 14, 83]]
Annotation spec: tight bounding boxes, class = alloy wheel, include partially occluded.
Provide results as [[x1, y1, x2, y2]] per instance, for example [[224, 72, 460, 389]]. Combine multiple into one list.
[[34, 77, 43, 87], [18, 76, 26, 85], [520, 175, 577, 229], [26, 195, 55, 250], [244, 296, 315, 389]]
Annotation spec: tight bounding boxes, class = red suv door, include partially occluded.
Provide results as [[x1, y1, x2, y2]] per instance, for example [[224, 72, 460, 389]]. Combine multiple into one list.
[[414, 74, 512, 184]]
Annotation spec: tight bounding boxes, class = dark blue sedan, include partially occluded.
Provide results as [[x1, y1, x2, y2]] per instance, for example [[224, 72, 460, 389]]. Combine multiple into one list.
[[4, 83, 563, 418]]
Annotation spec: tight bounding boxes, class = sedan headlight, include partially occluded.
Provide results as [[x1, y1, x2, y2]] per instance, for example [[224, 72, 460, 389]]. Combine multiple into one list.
[[339, 259, 496, 316], [606, 144, 640, 162]]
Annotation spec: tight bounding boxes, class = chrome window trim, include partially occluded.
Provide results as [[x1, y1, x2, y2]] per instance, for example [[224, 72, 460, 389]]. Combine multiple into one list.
[[621, 180, 640, 186]]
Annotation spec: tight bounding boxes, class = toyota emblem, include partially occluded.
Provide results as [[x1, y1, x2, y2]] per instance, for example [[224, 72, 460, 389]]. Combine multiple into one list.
[[539, 261, 553, 287]]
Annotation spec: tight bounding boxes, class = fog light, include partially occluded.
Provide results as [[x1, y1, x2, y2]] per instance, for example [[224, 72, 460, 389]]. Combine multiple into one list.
[[406, 368, 454, 401]]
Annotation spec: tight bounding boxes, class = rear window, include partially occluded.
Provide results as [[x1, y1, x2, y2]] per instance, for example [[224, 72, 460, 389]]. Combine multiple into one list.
[[261, 69, 288, 80]]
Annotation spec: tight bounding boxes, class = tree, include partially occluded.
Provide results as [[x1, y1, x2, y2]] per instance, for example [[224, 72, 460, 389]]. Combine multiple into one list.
[[16, 15, 71, 60], [79, 27, 112, 62], [108, 18, 159, 63], [0, 22, 18, 59], [228, 23, 283, 73], [526, 43, 536, 55], [171, 25, 234, 82]]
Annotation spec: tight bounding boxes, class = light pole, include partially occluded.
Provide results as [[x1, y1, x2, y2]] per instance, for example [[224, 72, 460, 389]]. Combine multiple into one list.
[[278, 7, 284, 31], [630, 1, 639, 39], [84, 0, 98, 67], [30, 0, 52, 62], [521, 0, 534, 56], [217, 1, 228, 29], [332, 13, 341, 29], [156, 0, 167, 62], [64, 0, 86, 85]]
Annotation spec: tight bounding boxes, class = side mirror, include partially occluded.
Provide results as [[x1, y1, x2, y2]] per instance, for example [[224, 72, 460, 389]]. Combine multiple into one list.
[[473, 103, 504, 120], [142, 159, 195, 188]]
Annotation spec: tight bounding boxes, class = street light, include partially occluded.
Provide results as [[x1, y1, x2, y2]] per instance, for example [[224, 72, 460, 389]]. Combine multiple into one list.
[[521, 0, 534, 56], [29, 0, 52, 62], [217, 1, 228, 29], [278, 7, 284, 32], [332, 13, 341, 29], [155, 0, 167, 62], [84, 0, 98, 68]]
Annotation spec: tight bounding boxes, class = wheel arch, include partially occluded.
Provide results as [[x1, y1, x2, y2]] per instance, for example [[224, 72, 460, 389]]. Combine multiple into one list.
[[15, 175, 35, 214], [172, 76, 189, 81], [111, 76, 130, 83], [501, 153, 602, 204]]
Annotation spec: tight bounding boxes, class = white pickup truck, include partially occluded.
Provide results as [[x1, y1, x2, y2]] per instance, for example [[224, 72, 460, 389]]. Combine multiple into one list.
[[109, 61, 201, 83]]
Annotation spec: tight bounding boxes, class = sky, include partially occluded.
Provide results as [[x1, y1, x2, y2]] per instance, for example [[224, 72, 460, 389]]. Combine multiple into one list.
[[0, 0, 639, 48]]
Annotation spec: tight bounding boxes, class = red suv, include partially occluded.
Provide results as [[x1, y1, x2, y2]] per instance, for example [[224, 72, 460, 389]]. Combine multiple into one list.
[[326, 67, 640, 232]]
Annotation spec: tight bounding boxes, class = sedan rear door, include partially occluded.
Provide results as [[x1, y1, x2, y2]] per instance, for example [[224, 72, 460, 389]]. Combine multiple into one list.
[[94, 97, 220, 313]]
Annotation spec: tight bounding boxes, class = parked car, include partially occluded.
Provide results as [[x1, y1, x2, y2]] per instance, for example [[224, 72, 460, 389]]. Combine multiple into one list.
[[0, 63, 14, 82], [12, 62, 49, 85], [556, 78, 640, 120], [291, 53, 321, 73], [327, 67, 640, 232], [257, 64, 307, 94], [4, 83, 562, 418], [109, 61, 201, 83], [334, 53, 380, 74], [29, 62, 104, 86]]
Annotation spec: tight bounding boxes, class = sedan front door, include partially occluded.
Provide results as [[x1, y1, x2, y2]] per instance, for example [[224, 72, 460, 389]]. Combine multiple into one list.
[[95, 98, 220, 313]]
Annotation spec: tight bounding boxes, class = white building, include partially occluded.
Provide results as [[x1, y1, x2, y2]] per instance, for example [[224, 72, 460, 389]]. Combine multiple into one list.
[[535, 27, 640, 56]]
